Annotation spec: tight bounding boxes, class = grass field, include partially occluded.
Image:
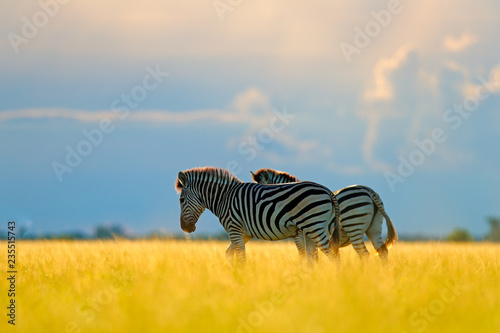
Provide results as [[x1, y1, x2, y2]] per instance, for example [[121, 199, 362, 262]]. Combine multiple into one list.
[[1, 240, 499, 333]]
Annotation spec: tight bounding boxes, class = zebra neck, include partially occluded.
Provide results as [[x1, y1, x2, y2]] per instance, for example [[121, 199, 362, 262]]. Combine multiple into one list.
[[195, 181, 237, 218]]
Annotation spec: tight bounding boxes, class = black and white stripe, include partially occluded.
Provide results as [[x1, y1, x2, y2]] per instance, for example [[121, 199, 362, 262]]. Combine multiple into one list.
[[251, 168, 397, 260], [176, 167, 341, 265]]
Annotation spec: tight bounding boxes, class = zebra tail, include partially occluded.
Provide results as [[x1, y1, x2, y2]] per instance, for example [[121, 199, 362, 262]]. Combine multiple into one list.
[[371, 191, 398, 250], [328, 191, 341, 254]]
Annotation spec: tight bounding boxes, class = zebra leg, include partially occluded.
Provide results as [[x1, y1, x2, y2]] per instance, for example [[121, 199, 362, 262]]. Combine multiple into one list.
[[225, 243, 235, 260], [353, 241, 370, 260], [303, 234, 319, 264], [348, 235, 370, 260], [227, 232, 247, 267], [304, 232, 340, 264], [293, 231, 307, 260], [225, 236, 251, 262], [365, 209, 388, 261], [341, 215, 372, 260], [339, 227, 351, 248], [308, 244, 319, 263], [341, 227, 370, 260]]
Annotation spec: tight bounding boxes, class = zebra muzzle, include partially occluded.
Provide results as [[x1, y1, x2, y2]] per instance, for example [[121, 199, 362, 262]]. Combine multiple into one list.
[[181, 218, 196, 233]]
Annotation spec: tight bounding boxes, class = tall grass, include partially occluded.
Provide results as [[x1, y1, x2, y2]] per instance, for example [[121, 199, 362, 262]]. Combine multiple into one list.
[[1, 240, 499, 332]]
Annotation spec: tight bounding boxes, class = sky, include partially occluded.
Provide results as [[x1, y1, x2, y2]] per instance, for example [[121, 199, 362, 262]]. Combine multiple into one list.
[[1, 0, 499, 238]]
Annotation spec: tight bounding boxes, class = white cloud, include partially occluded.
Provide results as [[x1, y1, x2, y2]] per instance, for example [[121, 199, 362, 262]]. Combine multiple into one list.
[[443, 32, 478, 52], [0, 1, 347, 62], [0, 108, 240, 124], [2, 0, 499, 99], [358, 45, 415, 171], [460, 63, 500, 98], [231, 87, 272, 126], [2, 1, 492, 66], [2, 88, 355, 173], [359, 111, 394, 172], [463, 82, 479, 98], [362, 111, 380, 167], [444, 60, 470, 78], [489, 65, 500, 93], [362, 45, 414, 102], [0, 88, 270, 125], [418, 70, 439, 96], [255, 131, 365, 176], [0, 109, 113, 122]]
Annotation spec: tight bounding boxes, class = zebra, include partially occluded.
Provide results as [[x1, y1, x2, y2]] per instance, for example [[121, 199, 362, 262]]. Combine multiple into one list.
[[251, 168, 397, 261], [175, 167, 341, 265]]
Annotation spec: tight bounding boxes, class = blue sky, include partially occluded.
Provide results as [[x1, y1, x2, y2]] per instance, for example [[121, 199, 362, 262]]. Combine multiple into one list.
[[1, 0, 499, 238]]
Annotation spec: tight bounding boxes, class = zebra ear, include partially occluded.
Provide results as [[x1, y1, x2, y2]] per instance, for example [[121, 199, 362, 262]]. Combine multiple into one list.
[[178, 171, 189, 188], [250, 171, 256, 181]]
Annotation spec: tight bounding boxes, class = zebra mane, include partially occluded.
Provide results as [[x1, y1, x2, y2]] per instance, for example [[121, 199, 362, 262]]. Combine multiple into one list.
[[175, 167, 243, 192], [252, 168, 301, 184]]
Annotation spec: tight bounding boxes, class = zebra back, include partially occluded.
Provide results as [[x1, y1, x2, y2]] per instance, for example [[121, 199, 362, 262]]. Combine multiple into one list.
[[252, 168, 340, 251], [251, 168, 300, 184], [254, 170, 397, 251]]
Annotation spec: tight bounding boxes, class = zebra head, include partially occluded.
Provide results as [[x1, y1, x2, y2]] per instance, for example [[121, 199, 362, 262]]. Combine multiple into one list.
[[176, 171, 206, 233], [250, 169, 271, 184], [251, 168, 300, 184]]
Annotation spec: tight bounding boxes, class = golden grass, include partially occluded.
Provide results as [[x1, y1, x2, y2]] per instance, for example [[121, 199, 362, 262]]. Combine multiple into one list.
[[1, 240, 499, 333]]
